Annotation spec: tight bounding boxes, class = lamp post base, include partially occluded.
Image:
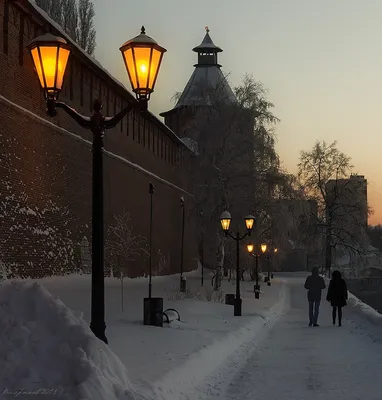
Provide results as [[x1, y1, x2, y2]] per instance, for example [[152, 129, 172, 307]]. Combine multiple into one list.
[[234, 297, 242, 316], [267, 281, 271, 286], [180, 276, 186, 292], [254, 284, 260, 299], [90, 321, 108, 344], [271, 273, 274, 279], [143, 297, 164, 327]]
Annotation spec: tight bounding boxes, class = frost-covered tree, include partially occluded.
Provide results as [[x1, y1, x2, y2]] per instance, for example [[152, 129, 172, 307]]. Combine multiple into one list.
[[34, 0, 96, 55]]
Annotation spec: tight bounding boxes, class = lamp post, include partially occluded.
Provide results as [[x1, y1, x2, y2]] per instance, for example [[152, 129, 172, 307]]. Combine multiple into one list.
[[180, 197, 186, 292], [148, 183, 154, 298], [200, 210, 204, 287], [220, 211, 255, 316], [247, 243, 267, 299], [272, 248, 278, 279], [27, 27, 166, 343]]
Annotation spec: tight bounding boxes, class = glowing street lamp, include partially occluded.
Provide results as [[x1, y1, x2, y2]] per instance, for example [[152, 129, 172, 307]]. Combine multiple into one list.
[[27, 27, 166, 344], [220, 211, 255, 316], [248, 244, 266, 299], [120, 26, 166, 106], [246, 243, 254, 254], [220, 211, 232, 233], [27, 33, 70, 101]]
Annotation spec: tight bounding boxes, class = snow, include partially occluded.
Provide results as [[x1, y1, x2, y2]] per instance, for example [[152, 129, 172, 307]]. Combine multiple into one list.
[[188, 273, 382, 400], [1, 266, 285, 398], [323, 275, 382, 325], [0, 280, 140, 400], [1, 269, 382, 399]]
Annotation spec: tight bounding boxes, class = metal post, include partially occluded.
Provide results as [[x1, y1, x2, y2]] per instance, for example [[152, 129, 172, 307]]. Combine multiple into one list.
[[201, 230, 204, 287], [200, 210, 204, 287], [234, 231, 242, 316], [148, 183, 154, 298], [180, 197, 186, 291], [254, 255, 260, 299], [89, 120, 107, 344]]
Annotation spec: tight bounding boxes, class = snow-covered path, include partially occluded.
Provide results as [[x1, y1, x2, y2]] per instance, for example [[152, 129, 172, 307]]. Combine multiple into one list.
[[198, 273, 382, 400]]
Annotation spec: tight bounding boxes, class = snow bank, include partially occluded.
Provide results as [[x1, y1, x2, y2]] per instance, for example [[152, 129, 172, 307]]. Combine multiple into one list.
[[0, 280, 144, 400], [347, 292, 382, 326], [323, 276, 382, 326]]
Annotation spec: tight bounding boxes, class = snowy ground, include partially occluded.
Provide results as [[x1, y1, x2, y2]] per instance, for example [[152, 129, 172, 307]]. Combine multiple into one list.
[[34, 268, 286, 398], [189, 272, 382, 400], [2, 270, 381, 399]]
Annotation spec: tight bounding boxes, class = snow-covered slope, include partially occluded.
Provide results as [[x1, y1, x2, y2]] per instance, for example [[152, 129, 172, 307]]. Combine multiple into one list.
[[0, 281, 141, 400]]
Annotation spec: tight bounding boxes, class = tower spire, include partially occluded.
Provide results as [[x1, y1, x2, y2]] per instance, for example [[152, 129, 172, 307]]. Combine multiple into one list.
[[192, 26, 222, 66]]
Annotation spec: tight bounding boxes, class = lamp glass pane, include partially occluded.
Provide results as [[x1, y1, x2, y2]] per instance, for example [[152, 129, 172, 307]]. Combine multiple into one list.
[[55, 47, 70, 90], [132, 46, 152, 90], [39, 46, 59, 89], [245, 218, 254, 230], [148, 47, 162, 90], [31, 47, 45, 88], [122, 47, 138, 90], [221, 218, 231, 231]]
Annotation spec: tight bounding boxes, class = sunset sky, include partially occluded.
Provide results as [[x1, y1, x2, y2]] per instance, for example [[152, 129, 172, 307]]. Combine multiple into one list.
[[91, 0, 382, 225]]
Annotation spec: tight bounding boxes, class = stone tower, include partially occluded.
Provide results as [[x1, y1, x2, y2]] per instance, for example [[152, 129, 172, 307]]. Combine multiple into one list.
[[160, 27, 237, 138]]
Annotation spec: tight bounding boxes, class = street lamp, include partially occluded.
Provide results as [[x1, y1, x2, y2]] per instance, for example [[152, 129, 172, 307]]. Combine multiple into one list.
[[247, 243, 267, 299], [180, 197, 186, 292], [272, 248, 278, 279], [148, 183, 154, 298], [220, 211, 255, 316], [27, 27, 166, 344], [200, 210, 204, 287]]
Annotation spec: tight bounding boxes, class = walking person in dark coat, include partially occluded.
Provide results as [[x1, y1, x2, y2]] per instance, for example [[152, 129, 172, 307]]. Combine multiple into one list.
[[326, 270, 348, 326], [304, 267, 326, 327]]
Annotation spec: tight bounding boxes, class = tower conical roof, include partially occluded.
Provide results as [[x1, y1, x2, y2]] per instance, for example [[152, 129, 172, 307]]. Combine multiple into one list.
[[160, 28, 237, 116], [192, 27, 222, 53]]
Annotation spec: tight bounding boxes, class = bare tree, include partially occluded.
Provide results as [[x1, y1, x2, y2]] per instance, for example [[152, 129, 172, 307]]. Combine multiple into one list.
[[298, 140, 370, 276], [34, 0, 96, 56], [77, 0, 96, 56], [105, 211, 148, 310], [177, 74, 280, 289], [62, 0, 78, 40]]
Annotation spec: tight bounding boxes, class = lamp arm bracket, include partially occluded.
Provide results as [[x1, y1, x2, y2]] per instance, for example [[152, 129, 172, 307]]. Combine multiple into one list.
[[55, 102, 91, 128], [104, 103, 135, 129], [227, 232, 236, 241], [239, 232, 249, 241]]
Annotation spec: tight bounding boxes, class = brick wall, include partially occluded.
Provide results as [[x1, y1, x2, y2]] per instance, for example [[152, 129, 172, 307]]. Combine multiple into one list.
[[0, 0, 197, 278]]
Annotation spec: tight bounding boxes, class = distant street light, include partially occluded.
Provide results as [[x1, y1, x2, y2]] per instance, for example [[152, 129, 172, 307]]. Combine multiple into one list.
[[200, 210, 205, 287], [272, 248, 278, 279], [247, 243, 267, 299], [27, 27, 166, 343], [180, 197, 186, 292], [220, 211, 255, 316]]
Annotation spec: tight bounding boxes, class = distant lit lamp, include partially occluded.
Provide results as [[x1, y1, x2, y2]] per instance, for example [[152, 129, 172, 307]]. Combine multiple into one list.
[[246, 243, 254, 254], [220, 211, 232, 234], [261, 243, 267, 254], [272, 248, 278, 279], [244, 215, 255, 233], [220, 211, 255, 316]]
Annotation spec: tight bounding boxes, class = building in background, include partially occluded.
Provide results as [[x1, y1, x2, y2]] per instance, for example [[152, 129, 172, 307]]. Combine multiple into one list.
[[271, 199, 319, 271]]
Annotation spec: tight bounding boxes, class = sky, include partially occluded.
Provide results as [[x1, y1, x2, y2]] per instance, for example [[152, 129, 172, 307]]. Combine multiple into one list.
[[91, 0, 382, 224]]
